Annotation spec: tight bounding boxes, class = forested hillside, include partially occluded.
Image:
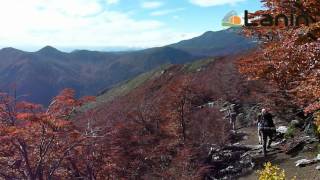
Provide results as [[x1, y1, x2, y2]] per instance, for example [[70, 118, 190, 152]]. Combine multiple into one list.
[[1, 0, 320, 179]]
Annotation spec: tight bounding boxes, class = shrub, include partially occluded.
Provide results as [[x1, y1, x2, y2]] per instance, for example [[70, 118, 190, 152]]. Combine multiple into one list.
[[314, 110, 320, 134], [257, 162, 296, 180], [284, 124, 296, 139]]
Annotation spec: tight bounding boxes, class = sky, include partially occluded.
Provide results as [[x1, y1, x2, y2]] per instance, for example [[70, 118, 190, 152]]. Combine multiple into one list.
[[0, 0, 262, 51]]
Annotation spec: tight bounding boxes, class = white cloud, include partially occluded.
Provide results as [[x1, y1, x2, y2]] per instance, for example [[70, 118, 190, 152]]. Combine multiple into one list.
[[151, 8, 185, 16], [0, 0, 198, 49], [141, 1, 163, 9], [189, 0, 245, 7], [40, 0, 103, 17], [106, 0, 119, 5]]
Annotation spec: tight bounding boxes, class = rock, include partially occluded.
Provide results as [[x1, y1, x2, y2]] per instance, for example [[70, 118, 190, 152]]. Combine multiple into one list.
[[222, 102, 229, 107], [285, 140, 305, 154], [243, 144, 262, 150], [295, 159, 313, 167], [290, 120, 300, 127], [295, 158, 319, 167], [272, 139, 286, 146], [207, 102, 214, 108], [276, 126, 288, 134], [206, 144, 254, 179], [304, 136, 318, 144], [284, 136, 318, 154], [220, 108, 227, 112], [236, 113, 244, 121], [303, 146, 313, 152], [316, 165, 320, 170], [224, 144, 254, 152]]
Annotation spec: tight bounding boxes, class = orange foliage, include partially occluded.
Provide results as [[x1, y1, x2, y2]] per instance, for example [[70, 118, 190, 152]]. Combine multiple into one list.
[[238, 0, 320, 118]]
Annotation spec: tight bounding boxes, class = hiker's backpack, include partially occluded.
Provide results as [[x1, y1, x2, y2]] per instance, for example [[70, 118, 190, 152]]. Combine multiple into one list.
[[260, 113, 274, 128]]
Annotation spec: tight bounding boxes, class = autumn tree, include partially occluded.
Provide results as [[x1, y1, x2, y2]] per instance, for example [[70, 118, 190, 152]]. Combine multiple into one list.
[[166, 76, 195, 142], [0, 89, 96, 179], [70, 65, 232, 179], [238, 0, 320, 131]]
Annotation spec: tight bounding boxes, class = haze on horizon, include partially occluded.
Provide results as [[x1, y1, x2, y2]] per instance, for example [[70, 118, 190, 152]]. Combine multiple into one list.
[[0, 0, 260, 52]]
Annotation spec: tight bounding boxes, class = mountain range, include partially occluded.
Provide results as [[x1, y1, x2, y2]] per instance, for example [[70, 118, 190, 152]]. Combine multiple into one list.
[[0, 28, 255, 105]]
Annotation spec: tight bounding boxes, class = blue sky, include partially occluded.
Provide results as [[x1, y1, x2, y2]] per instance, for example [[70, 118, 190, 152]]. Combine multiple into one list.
[[0, 0, 262, 51]]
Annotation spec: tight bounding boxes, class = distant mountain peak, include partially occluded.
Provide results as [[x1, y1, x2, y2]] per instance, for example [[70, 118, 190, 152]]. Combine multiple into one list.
[[169, 27, 255, 56], [202, 31, 214, 35], [0, 47, 24, 53], [37, 46, 64, 57], [201, 27, 241, 36]]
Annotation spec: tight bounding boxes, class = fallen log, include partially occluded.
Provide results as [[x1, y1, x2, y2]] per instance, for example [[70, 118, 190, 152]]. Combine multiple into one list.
[[285, 140, 305, 154], [285, 136, 318, 154]]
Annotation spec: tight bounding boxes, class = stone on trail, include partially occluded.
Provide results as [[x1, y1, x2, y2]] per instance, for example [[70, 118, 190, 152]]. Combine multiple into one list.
[[295, 157, 319, 167], [206, 144, 254, 179], [290, 120, 300, 127], [285, 140, 305, 154], [276, 126, 288, 134], [295, 159, 313, 167], [283, 135, 318, 154]]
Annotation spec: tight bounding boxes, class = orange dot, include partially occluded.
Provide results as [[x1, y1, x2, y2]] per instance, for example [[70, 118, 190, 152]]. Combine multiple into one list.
[[230, 16, 241, 25]]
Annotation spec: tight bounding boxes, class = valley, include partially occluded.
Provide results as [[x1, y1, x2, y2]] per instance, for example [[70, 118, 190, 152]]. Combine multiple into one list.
[[0, 28, 254, 105], [0, 26, 318, 180], [1, 0, 320, 179]]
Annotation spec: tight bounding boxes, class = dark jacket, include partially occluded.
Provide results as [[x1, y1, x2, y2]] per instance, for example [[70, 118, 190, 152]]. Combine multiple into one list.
[[262, 112, 275, 127]]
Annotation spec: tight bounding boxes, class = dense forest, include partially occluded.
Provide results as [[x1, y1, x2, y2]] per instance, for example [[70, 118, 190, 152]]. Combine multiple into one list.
[[0, 0, 320, 179]]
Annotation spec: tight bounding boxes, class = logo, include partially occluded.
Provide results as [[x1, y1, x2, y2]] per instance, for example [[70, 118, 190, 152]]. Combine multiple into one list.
[[244, 10, 319, 27], [222, 10, 242, 27]]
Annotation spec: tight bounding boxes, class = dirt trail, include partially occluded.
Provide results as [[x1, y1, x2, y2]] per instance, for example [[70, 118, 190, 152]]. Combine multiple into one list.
[[236, 126, 319, 180]]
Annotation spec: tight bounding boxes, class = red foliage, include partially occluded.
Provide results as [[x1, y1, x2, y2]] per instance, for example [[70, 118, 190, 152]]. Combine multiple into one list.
[[78, 57, 275, 178], [0, 89, 96, 179], [239, 0, 320, 112], [0, 54, 287, 179]]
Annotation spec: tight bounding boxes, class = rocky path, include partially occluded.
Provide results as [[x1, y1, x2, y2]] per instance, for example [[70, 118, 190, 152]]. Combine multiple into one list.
[[205, 101, 319, 179], [237, 127, 320, 180]]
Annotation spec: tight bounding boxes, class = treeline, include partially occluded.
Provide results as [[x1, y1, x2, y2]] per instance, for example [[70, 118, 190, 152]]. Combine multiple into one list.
[[0, 69, 230, 179]]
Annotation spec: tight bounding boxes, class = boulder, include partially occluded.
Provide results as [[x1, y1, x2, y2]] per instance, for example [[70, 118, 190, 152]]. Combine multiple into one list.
[[295, 159, 314, 167], [290, 120, 300, 127], [206, 144, 254, 179], [295, 157, 319, 167], [284, 136, 318, 154], [304, 136, 318, 144], [276, 126, 288, 134], [285, 140, 305, 154]]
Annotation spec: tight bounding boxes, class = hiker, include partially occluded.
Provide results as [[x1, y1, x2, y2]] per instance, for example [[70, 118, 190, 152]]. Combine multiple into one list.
[[256, 113, 263, 145], [227, 104, 237, 131], [258, 108, 276, 155]]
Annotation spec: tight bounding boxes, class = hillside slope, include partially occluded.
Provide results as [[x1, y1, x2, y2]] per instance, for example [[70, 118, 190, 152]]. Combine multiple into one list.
[[75, 54, 296, 179], [84, 54, 289, 129]]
